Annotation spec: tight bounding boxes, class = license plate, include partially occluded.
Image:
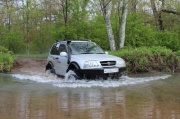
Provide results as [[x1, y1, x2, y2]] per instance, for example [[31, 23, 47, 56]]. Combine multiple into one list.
[[104, 68, 118, 73]]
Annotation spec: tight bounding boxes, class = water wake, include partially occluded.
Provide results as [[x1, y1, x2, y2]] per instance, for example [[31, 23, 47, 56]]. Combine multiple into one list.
[[11, 73, 171, 88]]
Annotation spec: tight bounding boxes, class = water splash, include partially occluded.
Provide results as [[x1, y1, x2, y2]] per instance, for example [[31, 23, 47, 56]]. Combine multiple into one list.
[[11, 73, 171, 88]]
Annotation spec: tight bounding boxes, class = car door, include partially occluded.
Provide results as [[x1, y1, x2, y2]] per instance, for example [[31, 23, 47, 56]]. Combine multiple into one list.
[[49, 43, 60, 73], [54, 44, 68, 76]]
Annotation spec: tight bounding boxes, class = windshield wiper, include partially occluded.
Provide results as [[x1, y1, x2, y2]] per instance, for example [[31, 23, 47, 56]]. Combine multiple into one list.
[[95, 53, 105, 54], [81, 53, 94, 54]]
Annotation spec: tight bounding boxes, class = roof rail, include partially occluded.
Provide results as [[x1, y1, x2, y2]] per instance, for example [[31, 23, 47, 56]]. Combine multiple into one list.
[[86, 39, 92, 42], [57, 39, 91, 42]]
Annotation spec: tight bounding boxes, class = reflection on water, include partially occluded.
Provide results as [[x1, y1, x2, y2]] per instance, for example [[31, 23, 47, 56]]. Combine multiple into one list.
[[0, 73, 180, 119]]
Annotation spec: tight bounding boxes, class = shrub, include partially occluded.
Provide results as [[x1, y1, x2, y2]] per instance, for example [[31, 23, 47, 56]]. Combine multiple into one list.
[[125, 13, 156, 48], [175, 50, 180, 56], [109, 46, 180, 73], [0, 46, 15, 72], [154, 30, 180, 51]]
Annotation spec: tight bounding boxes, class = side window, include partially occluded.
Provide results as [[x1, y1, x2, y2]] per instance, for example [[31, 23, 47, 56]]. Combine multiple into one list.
[[50, 43, 60, 55], [59, 44, 67, 53]]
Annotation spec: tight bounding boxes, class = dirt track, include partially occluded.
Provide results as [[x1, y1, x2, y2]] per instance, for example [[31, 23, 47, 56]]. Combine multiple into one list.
[[11, 57, 47, 74]]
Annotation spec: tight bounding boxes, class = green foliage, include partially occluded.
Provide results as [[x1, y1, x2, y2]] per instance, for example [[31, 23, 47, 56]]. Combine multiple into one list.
[[30, 24, 56, 54], [175, 50, 180, 56], [88, 14, 110, 50], [124, 13, 180, 52], [154, 30, 180, 51], [110, 46, 180, 73], [0, 27, 25, 54], [125, 13, 156, 48], [0, 46, 15, 72]]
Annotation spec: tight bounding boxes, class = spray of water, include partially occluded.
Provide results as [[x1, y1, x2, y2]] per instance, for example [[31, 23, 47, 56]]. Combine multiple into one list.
[[11, 73, 171, 88]]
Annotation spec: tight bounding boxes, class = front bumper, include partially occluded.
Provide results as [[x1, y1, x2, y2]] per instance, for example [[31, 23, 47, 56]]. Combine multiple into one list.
[[79, 67, 126, 76]]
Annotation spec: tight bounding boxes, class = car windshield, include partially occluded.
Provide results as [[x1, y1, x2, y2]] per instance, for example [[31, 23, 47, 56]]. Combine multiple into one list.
[[69, 42, 105, 55]]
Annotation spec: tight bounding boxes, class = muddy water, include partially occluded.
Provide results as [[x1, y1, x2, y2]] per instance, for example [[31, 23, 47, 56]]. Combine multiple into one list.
[[0, 73, 180, 119]]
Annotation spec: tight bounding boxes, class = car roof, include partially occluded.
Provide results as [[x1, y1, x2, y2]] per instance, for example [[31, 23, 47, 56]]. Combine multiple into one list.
[[56, 40, 92, 44]]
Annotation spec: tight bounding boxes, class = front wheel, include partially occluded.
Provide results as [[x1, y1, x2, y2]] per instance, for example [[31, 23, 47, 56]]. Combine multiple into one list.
[[45, 68, 55, 74], [65, 70, 82, 80]]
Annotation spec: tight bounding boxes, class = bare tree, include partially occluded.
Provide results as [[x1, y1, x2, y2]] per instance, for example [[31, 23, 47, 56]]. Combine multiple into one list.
[[150, 0, 159, 30], [62, 0, 68, 39], [99, 0, 116, 51], [130, 0, 138, 13], [21, 0, 30, 54], [4, 0, 14, 31], [119, 0, 128, 49], [150, 0, 164, 30], [158, 0, 164, 30]]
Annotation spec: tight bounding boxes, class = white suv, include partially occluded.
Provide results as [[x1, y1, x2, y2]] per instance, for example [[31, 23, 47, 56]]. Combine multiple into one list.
[[46, 40, 126, 79]]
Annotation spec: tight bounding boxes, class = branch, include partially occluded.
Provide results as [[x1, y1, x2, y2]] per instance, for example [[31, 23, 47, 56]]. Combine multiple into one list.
[[105, 0, 112, 8], [162, 9, 180, 15]]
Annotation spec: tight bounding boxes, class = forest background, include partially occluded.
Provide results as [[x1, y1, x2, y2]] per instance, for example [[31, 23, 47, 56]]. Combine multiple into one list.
[[0, 0, 180, 73], [0, 0, 180, 54]]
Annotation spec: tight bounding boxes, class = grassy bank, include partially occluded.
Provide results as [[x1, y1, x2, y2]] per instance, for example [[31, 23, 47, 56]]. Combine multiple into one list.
[[110, 46, 180, 74], [0, 46, 15, 72]]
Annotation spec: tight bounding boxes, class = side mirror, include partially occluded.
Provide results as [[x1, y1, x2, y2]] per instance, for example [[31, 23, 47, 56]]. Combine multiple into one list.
[[60, 52, 68, 57]]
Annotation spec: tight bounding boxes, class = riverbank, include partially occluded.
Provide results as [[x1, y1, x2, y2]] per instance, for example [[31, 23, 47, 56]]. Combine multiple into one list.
[[11, 57, 47, 74]]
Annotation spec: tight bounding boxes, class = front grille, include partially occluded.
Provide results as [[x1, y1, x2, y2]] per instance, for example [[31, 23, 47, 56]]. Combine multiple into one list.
[[100, 61, 116, 66]]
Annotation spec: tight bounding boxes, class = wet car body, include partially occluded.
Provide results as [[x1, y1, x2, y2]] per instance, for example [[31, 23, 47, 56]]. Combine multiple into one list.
[[46, 40, 126, 79]]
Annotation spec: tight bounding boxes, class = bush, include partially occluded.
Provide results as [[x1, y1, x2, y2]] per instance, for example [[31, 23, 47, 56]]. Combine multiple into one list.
[[0, 46, 15, 72], [125, 13, 156, 48], [175, 50, 180, 56], [109, 46, 180, 73], [154, 30, 180, 51]]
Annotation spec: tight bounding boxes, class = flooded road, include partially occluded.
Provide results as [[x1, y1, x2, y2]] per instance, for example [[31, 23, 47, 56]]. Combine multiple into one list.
[[0, 73, 180, 119]]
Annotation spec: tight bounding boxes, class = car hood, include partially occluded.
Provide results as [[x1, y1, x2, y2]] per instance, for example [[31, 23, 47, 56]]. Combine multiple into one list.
[[72, 54, 124, 61]]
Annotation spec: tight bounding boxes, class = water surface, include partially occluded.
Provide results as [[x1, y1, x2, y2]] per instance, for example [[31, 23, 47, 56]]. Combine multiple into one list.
[[0, 73, 180, 119]]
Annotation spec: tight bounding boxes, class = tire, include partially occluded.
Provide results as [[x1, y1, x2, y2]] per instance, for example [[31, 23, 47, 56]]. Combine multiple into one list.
[[65, 70, 81, 80], [45, 68, 55, 74]]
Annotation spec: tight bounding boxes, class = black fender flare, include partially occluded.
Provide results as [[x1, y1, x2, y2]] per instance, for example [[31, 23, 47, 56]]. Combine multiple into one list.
[[46, 61, 54, 71], [67, 62, 80, 72]]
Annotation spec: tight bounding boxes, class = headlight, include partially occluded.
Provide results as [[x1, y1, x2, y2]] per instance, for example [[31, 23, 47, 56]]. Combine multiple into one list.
[[116, 60, 126, 67], [83, 61, 100, 69]]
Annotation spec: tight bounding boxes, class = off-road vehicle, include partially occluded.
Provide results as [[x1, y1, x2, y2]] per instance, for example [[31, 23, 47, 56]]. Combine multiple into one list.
[[46, 40, 126, 79]]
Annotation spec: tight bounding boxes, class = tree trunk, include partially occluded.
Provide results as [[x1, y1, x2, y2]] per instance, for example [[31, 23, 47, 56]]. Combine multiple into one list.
[[119, 0, 128, 49], [5, 0, 11, 31], [150, 0, 159, 30], [25, 0, 30, 54], [62, 0, 68, 39], [100, 0, 116, 51], [158, 0, 164, 30], [150, 0, 164, 30], [105, 14, 116, 51], [130, 0, 137, 13]]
